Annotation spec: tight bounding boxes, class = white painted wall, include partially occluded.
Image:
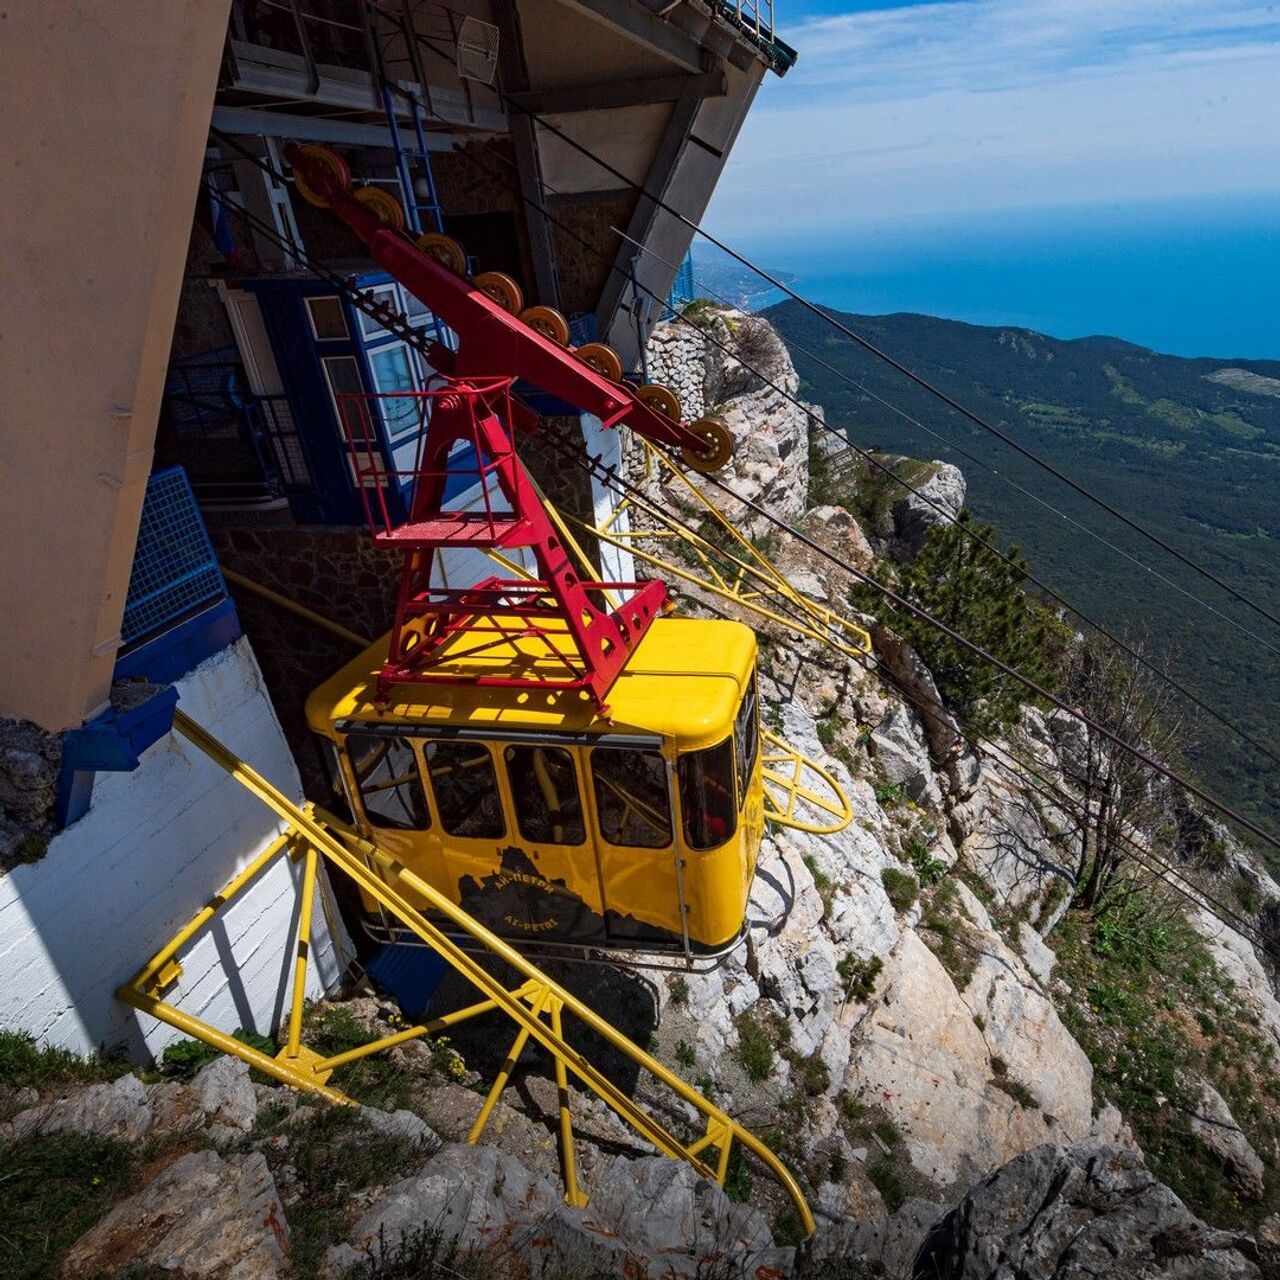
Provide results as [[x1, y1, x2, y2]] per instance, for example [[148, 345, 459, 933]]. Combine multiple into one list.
[[0, 638, 349, 1061]]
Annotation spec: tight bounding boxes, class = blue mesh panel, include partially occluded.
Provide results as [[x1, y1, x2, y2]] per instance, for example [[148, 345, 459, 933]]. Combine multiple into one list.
[[121, 467, 227, 648]]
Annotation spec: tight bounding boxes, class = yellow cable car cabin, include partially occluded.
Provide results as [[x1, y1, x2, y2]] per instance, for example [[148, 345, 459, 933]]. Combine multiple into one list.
[[307, 615, 764, 959]]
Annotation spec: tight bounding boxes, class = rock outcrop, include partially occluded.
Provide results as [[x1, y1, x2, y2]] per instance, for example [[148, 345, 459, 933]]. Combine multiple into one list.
[[62, 1149, 291, 1280], [915, 1143, 1262, 1278]]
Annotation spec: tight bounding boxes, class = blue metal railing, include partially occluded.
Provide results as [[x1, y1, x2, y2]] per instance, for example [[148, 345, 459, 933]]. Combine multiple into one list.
[[121, 467, 229, 649]]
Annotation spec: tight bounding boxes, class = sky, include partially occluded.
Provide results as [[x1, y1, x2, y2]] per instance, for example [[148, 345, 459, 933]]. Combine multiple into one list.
[[703, 0, 1280, 356]]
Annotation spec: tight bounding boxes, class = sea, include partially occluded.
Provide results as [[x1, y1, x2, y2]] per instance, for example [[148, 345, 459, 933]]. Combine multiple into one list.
[[709, 192, 1280, 361]]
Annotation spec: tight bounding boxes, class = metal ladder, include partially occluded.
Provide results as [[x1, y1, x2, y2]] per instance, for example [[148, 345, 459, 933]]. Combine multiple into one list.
[[363, 1, 445, 238]]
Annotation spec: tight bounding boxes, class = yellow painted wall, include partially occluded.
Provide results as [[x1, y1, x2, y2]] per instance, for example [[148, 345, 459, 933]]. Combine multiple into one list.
[[0, 1, 231, 731]]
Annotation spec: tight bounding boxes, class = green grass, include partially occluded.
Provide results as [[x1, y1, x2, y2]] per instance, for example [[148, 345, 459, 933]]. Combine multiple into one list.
[[0, 1130, 135, 1280], [271, 1105, 428, 1273], [917, 878, 982, 990], [880, 867, 919, 912], [0, 1029, 132, 1103], [304, 1005, 415, 1111], [733, 1010, 776, 1082], [1053, 894, 1280, 1228]]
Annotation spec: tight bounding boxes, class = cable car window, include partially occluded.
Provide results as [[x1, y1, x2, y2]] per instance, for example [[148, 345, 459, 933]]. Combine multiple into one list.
[[368, 344, 421, 438], [590, 748, 672, 849], [504, 746, 586, 845], [425, 742, 505, 839], [734, 676, 760, 812], [677, 738, 738, 851], [346, 734, 429, 830]]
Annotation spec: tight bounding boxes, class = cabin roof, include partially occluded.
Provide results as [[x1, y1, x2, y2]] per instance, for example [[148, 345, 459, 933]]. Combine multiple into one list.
[[306, 615, 756, 750]]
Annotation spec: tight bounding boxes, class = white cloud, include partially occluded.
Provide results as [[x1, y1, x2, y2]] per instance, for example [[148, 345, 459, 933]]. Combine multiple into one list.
[[707, 0, 1280, 238]]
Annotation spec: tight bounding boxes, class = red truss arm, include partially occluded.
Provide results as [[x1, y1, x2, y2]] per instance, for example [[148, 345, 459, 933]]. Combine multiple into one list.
[[286, 144, 708, 455]]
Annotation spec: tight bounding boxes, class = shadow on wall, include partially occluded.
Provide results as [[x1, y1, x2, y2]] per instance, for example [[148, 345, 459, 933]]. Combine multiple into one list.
[[0, 639, 348, 1060]]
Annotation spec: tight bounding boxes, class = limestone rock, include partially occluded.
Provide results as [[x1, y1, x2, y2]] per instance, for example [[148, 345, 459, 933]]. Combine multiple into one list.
[[189, 1055, 257, 1143], [1181, 1072, 1266, 1200], [62, 1149, 290, 1279], [890, 462, 966, 557], [325, 1143, 561, 1275], [869, 704, 941, 807], [1, 1072, 152, 1144], [817, 1197, 947, 1276], [356, 1104, 441, 1150], [914, 1143, 1261, 1278]]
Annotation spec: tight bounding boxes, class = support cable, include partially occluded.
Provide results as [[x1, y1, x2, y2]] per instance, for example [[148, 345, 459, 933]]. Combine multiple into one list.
[[398, 34, 1280, 637], [258, 85, 1280, 754], [204, 129, 1279, 849], [537, 424, 1271, 947]]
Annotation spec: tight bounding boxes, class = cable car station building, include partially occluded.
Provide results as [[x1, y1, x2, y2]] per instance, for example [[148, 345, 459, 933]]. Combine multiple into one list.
[[0, 0, 795, 1060]]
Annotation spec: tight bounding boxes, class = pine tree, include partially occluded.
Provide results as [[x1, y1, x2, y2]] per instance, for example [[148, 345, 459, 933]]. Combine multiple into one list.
[[852, 510, 1054, 736]]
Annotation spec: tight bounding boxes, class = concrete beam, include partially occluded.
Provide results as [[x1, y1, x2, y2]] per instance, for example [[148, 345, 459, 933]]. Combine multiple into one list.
[[593, 73, 705, 349], [211, 106, 455, 150], [552, 0, 705, 73], [508, 69, 725, 115], [0, 0, 233, 731]]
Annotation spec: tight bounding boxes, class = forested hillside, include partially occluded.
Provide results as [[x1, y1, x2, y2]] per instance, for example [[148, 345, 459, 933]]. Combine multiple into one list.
[[765, 300, 1280, 839]]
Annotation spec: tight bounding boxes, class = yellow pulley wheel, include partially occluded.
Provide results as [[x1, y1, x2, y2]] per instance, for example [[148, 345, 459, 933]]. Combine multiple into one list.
[[636, 383, 682, 421], [682, 416, 735, 473], [520, 305, 571, 346], [474, 271, 524, 314], [353, 185, 407, 232], [291, 144, 350, 208], [416, 232, 467, 275], [576, 342, 623, 383]]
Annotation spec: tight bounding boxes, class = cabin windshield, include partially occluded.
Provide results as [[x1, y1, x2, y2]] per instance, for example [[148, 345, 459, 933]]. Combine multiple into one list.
[[505, 745, 586, 845], [678, 736, 737, 851], [347, 734, 429, 830], [590, 747, 672, 848], [425, 741, 505, 839]]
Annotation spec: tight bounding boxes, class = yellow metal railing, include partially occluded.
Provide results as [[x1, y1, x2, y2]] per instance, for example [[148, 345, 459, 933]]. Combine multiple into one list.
[[566, 441, 871, 665], [762, 728, 853, 834], [118, 710, 814, 1233]]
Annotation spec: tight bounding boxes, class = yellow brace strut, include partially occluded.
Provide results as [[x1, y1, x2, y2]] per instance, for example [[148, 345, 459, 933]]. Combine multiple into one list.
[[118, 710, 814, 1234]]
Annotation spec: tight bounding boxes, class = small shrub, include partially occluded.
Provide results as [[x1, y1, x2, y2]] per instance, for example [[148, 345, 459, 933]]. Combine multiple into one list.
[[905, 838, 946, 887], [837, 952, 884, 1001], [881, 868, 919, 912], [1233, 875, 1263, 914], [675, 1040, 697, 1068], [12, 833, 48, 866], [724, 1144, 753, 1203], [866, 1157, 907, 1211], [991, 1074, 1039, 1110], [828, 1146, 850, 1183], [671, 976, 690, 1006], [734, 1010, 776, 1082], [796, 1050, 831, 1098], [160, 1029, 275, 1082], [874, 781, 907, 808], [772, 1207, 808, 1247]]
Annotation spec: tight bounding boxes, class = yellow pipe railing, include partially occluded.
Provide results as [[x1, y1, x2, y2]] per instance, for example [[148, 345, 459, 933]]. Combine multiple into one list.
[[119, 710, 814, 1235]]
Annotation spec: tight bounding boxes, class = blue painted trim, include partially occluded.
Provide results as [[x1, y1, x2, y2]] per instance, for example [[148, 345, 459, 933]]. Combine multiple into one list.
[[115, 597, 242, 685], [55, 686, 181, 829]]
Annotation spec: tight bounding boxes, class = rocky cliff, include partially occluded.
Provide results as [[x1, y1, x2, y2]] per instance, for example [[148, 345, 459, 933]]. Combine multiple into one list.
[[3, 307, 1278, 1279]]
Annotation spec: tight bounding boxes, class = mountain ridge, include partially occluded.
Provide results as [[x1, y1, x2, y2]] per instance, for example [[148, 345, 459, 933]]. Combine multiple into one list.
[[763, 297, 1280, 837]]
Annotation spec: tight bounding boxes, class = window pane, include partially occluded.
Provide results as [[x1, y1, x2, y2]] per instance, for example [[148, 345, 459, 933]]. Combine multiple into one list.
[[592, 747, 671, 849], [347, 734, 429, 830], [369, 346, 420, 438], [306, 295, 348, 340], [678, 737, 737, 851], [358, 285, 396, 339], [504, 746, 585, 845], [734, 676, 759, 811], [425, 742, 505, 838]]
